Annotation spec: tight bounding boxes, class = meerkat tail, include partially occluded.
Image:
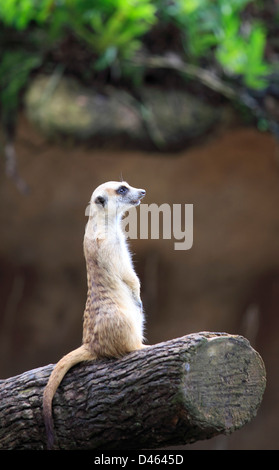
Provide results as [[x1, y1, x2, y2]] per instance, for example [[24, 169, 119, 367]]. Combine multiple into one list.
[[43, 344, 93, 449]]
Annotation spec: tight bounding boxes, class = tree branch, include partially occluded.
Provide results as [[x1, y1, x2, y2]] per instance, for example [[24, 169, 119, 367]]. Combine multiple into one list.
[[131, 53, 279, 139], [0, 332, 266, 450], [132, 53, 239, 101]]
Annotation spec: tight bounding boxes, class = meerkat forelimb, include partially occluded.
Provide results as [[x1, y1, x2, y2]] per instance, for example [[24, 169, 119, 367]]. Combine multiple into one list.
[[43, 181, 146, 449]]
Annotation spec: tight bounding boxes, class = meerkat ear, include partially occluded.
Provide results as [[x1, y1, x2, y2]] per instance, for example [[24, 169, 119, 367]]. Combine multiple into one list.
[[95, 195, 107, 207]]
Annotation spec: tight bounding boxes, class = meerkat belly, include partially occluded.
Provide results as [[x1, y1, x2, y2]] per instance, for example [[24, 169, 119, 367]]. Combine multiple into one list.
[[83, 277, 143, 358]]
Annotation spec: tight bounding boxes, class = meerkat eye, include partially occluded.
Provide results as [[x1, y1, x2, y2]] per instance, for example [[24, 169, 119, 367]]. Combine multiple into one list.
[[117, 185, 129, 195]]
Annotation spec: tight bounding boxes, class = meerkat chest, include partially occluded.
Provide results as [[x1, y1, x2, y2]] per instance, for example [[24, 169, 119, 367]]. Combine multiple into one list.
[[108, 232, 133, 269]]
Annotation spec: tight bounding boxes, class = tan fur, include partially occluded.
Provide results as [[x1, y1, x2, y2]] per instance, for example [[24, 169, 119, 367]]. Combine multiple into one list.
[[43, 181, 146, 449]]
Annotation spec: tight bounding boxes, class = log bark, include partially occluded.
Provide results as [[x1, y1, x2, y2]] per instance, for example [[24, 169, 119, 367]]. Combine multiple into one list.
[[0, 332, 266, 450]]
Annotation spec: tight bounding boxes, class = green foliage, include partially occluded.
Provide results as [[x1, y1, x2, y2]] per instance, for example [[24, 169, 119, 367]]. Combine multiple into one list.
[[0, 0, 273, 132], [159, 0, 271, 89], [0, 0, 271, 87], [216, 4, 270, 89], [0, 50, 41, 110], [0, 0, 53, 29], [0, 0, 158, 127], [0, 0, 157, 62], [69, 0, 157, 69], [0, 49, 42, 127]]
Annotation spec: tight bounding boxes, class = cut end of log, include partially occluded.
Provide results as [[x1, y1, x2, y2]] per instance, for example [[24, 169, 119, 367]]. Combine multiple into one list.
[[180, 333, 266, 440]]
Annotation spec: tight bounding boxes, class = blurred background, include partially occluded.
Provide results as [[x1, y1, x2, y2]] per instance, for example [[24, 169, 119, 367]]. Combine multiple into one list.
[[1, 0, 279, 450]]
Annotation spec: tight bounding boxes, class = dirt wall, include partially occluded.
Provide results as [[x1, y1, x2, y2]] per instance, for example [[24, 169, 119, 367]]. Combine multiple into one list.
[[0, 115, 279, 449]]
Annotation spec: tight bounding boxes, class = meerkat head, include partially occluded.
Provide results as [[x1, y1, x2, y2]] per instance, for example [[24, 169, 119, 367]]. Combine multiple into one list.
[[91, 181, 146, 219]]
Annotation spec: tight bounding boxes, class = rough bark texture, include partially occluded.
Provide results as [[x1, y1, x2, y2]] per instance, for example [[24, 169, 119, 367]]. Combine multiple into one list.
[[0, 332, 266, 450]]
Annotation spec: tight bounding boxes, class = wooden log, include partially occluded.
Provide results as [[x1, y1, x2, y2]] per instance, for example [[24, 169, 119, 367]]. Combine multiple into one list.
[[0, 332, 266, 450]]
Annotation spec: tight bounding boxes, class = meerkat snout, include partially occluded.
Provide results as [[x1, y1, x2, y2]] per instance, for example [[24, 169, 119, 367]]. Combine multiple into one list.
[[129, 188, 146, 206], [117, 184, 146, 207]]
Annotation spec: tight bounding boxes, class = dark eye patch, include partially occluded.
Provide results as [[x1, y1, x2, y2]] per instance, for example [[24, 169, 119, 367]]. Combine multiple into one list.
[[116, 185, 129, 195], [95, 195, 107, 207]]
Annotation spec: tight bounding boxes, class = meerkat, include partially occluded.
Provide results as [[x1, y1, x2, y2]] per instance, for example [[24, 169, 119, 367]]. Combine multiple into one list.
[[43, 181, 146, 449]]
